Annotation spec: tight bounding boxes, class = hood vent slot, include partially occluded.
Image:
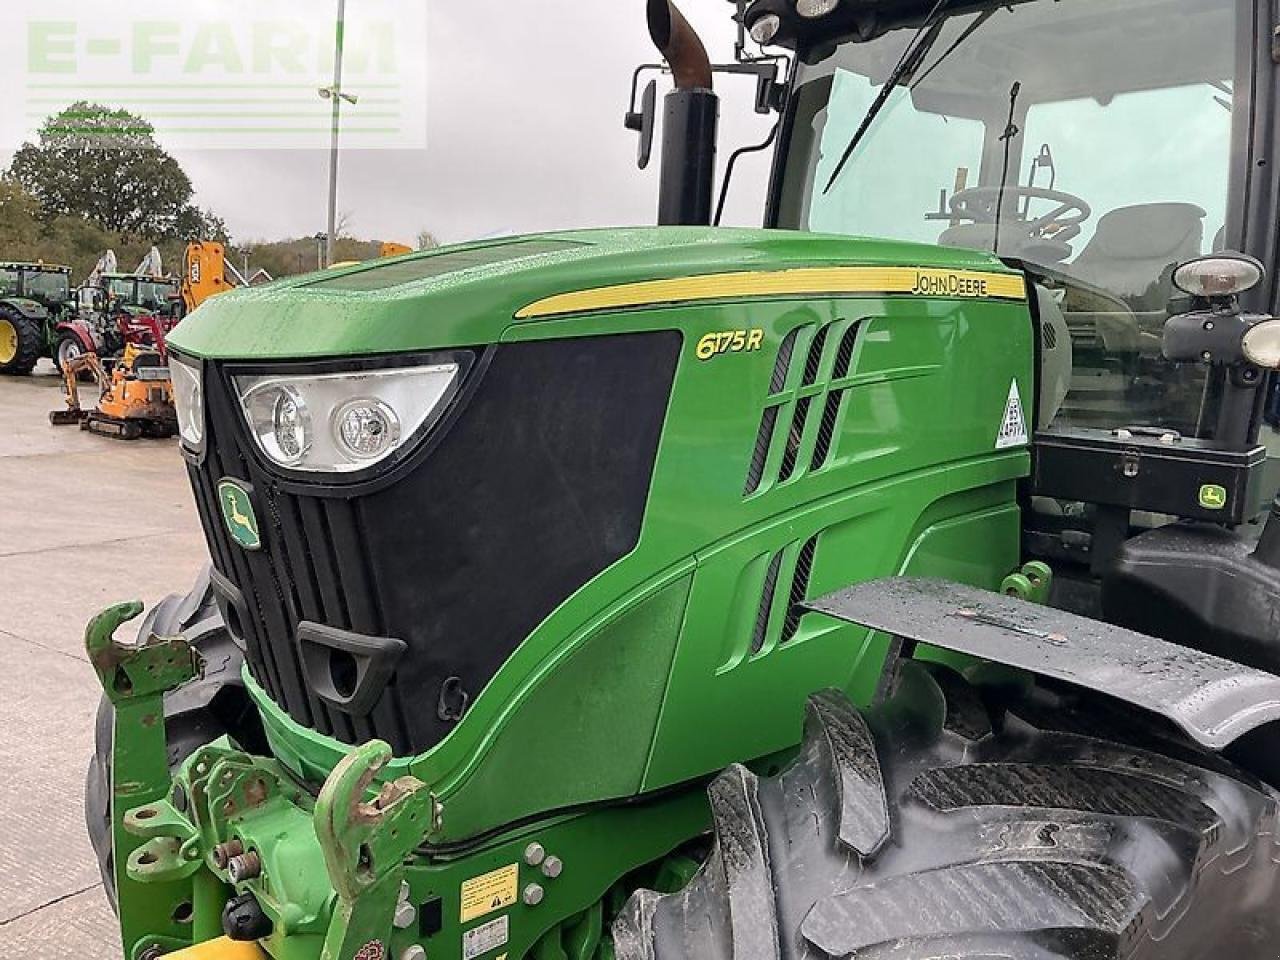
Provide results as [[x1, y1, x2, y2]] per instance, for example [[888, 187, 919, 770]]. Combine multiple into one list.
[[744, 319, 863, 497]]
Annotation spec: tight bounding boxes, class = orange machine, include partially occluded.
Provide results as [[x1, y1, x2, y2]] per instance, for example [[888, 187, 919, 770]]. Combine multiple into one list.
[[181, 241, 238, 316], [51, 343, 177, 439], [379, 241, 413, 257]]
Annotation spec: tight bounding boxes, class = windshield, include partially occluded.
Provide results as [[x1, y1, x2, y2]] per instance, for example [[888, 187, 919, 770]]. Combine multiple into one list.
[[0, 268, 19, 299], [105, 277, 136, 302], [24, 270, 70, 304], [136, 279, 177, 311], [777, 0, 1242, 434]]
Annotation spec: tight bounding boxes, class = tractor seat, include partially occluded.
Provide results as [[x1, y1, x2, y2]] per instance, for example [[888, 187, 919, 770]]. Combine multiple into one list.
[[1069, 203, 1205, 313]]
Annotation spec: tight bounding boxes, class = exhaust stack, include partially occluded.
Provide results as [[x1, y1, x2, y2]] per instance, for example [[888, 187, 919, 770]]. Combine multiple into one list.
[[647, 0, 719, 225]]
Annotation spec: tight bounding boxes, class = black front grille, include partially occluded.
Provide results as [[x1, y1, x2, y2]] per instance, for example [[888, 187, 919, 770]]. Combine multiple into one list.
[[188, 332, 681, 755]]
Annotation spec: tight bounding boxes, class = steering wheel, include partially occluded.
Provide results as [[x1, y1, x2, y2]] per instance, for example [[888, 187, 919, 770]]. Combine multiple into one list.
[[949, 187, 1092, 244]]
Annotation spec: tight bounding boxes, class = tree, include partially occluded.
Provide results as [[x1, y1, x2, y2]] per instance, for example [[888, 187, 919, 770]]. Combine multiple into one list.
[[8, 102, 216, 242], [174, 206, 230, 245], [416, 230, 439, 251], [0, 178, 42, 248]]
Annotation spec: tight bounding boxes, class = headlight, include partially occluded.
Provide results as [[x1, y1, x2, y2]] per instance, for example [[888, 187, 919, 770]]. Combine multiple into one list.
[[169, 354, 204, 449], [1172, 253, 1265, 299], [1243, 320, 1280, 369], [234, 363, 459, 473], [796, 0, 839, 17]]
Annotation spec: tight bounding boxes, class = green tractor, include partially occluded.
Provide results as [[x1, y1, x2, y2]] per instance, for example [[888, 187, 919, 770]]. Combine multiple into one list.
[[86, 0, 1280, 958], [0, 261, 73, 374]]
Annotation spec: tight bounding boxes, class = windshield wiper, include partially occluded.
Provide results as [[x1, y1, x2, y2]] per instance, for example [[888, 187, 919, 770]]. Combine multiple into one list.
[[909, 8, 996, 92], [822, 0, 951, 195]]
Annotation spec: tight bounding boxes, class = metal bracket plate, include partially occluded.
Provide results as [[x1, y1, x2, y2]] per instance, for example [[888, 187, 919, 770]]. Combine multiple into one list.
[[805, 577, 1280, 750]]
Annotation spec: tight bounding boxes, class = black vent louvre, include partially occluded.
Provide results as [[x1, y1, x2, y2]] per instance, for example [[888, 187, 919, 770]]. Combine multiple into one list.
[[778, 397, 811, 482], [781, 536, 818, 644], [750, 534, 821, 656], [770, 329, 800, 394], [744, 406, 779, 496], [833, 322, 861, 379], [810, 391, 845, 471], [801, 326, 830, 386], [745, 320, 861, 496], [189, 332, 680, 756], [751, 552, 783, 655]]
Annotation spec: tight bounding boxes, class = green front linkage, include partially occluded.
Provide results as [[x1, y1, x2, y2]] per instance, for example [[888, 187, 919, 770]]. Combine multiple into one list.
[[89, 600, 712, 960], [87, 601, 205, 959]]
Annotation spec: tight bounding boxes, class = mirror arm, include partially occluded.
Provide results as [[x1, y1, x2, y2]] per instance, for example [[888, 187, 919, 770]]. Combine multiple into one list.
[[625, 63, 666, 127]]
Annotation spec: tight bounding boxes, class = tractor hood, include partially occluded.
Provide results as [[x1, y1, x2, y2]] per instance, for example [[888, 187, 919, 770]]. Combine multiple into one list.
[[166, 227, 1018, 360]]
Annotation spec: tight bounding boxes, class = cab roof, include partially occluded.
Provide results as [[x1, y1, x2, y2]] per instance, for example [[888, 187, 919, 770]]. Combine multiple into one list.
[[0, 262, 71, 273]]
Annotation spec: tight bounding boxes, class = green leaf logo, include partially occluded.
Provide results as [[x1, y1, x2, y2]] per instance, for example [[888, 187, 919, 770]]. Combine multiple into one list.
[[218, 480, 261, 551]]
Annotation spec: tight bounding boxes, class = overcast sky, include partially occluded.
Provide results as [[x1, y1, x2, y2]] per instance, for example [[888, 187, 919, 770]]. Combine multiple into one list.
[[1, 1, 777, 247]]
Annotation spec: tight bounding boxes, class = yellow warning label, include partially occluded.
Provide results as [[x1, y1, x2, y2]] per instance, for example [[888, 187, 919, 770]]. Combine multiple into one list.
[[460, 863, 518, 923]]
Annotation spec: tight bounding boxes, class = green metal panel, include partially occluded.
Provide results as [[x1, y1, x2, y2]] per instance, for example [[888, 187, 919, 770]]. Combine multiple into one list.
[[435, 574, 694, 841], [166, 227, 1023, 360], [228, 270, 1031, 840]]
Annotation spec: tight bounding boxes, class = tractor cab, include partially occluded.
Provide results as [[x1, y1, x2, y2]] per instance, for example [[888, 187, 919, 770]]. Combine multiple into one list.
[[744, 0, 1280, 616], [0, 262, 72, 374], [98, 272, 182, 316], [0, 261, 73, 311], [766, 0, 1254, 437]]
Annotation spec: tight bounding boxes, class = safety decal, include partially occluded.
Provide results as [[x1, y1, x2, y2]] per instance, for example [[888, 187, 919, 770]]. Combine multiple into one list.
[[463, 915, 510, 960], [995, 379, 1029, 450], [352, 940, 384, 960], [460, 863, 518, 923]]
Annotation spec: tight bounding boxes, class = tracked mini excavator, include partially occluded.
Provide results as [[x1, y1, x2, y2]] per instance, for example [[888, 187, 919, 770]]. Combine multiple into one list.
[[85, 0, 1280, 958], [52, 244, 241, 439]]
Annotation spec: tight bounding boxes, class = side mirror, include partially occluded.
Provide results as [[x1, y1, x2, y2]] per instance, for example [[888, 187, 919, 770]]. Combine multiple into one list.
[[625, 78, 659, 170]]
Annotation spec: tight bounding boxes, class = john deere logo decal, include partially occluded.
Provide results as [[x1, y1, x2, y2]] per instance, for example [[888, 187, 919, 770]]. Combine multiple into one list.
[[219, 480, 261, 550], [1199, 483, 1228, 511]]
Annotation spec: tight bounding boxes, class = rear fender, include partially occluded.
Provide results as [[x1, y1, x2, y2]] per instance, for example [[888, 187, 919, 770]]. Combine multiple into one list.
[[1, 296, 48, 320], [807, 576, 1280, 751]]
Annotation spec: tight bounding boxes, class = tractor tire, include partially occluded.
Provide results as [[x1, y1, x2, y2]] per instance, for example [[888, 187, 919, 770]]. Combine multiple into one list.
[[616, 660, 1280, 960], [55, 333, 88, 376], [0, 306, 43, 375], [85, 563, 264, 911]]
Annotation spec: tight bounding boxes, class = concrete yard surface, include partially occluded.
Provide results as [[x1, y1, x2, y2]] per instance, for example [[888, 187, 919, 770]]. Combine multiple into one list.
[[0, 365, 208, 959]]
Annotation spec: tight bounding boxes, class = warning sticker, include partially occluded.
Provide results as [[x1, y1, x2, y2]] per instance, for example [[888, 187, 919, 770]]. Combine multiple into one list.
[[995, 379, 1029, 450], [463, 915, 510, 960], [460, 863, 518, 923]]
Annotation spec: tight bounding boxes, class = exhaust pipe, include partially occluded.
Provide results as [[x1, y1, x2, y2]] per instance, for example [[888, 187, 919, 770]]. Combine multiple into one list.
[[647, 0, 719, 225]]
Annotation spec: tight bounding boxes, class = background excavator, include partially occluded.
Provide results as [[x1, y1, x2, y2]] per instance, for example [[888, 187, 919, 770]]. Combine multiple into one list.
[[51, 244, 241, 439]]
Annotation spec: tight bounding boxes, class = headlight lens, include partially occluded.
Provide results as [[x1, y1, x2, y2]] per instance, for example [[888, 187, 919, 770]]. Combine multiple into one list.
[[750, 13, 781, 44], [334, 398, 401, 461], [235, 363, 459, 473], [169, 354, 204, 449], [1172, 254, 1265, 298], [796, 0, 839, 17], [1243, 320, 1280, 369], [269, 386, 311, 465]]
